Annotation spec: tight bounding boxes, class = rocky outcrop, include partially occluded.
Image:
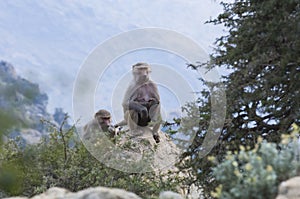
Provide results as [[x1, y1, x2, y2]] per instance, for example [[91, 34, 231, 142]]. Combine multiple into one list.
[[4, 187, 142, 199], [82, 126, 181, 173], [276, 176, 300, 199], [4, 187, 185, 199], [159, 191, 184, 199], [0, 61, 18, 81]]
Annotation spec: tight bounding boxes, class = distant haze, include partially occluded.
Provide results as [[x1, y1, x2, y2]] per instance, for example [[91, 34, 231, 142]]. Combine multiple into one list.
[[0, 0, 229, 122]]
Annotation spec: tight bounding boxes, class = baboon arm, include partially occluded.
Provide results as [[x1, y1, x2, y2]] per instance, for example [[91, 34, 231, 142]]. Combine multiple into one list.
[[149, 103, 161, 120], [128, 101, 147, 112], [115, 119, 127, 127], [147, 81, 160, 101], [122, 82, 136, 110]]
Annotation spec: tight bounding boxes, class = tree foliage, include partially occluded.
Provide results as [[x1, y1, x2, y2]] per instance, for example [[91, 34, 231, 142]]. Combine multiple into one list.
[[178, 0, 300, 197], [212, 0, 300, 143]]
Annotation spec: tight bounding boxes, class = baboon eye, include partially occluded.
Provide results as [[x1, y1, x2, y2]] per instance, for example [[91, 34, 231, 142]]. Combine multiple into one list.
[[134, 68, 149, 73]]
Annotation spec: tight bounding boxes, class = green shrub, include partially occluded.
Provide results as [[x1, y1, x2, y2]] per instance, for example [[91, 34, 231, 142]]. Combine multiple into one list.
[[210, 124, 300, 199], [0, 116, 181, 198]]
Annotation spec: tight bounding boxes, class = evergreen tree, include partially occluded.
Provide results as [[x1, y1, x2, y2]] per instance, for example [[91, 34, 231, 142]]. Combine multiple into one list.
[[213, 0, 300, 144], [179, 0, 300, 197]]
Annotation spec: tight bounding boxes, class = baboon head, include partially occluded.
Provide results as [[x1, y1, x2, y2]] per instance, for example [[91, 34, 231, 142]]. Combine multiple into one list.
[[132, 62, 151, 83], [95, 109, 111, 131]]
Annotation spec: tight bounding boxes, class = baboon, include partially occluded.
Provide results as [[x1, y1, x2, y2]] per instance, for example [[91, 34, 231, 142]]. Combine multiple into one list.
[[116, 62, 161, 143], [83, 109, 117, 140]]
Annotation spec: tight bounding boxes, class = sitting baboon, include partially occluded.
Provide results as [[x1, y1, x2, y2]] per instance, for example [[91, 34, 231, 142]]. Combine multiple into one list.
[[83, 109, 117, 140], [116, 62, 161, 143]]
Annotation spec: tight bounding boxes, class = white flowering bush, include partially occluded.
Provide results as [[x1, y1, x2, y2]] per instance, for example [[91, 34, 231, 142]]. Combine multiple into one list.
[[210, 124, 300, 199]]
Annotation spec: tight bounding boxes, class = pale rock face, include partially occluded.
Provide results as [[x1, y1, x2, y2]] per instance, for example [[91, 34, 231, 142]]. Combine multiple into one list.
[[31, 187, 69, 199], [4, 187, 142, 199], [66, 187, 142, 199], [81, 125, 182, 173], [276, 176, 300, 199], [4, 187, 189, 199], [159, 191, 184, 199], [0, 61, 18, 80], [20, 129, 42, 144]]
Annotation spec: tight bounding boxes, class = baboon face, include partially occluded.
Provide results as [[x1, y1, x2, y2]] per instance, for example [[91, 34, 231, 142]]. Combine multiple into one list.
[[95, 110, 111, 130], [97, 115, 111, 127], [132, 63, 151, 83]]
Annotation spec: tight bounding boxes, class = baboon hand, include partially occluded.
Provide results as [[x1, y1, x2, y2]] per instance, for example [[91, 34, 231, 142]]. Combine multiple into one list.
[[140, 107, 148, 119], [149, 98, 159, 106], [153, 132, 160, 143]]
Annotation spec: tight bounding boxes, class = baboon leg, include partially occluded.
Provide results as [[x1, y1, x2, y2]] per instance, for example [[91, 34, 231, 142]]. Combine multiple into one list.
[[115, 119, 127, 127], [149, 103, 161, 143], [149, 103, 160, 122]]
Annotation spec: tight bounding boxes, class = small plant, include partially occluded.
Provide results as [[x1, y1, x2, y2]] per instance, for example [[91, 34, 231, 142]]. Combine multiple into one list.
[[210, 123, 300, 199]]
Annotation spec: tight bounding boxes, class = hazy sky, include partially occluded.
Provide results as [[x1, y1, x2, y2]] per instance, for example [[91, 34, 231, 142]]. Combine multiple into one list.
[[0, 0, 229, 123]]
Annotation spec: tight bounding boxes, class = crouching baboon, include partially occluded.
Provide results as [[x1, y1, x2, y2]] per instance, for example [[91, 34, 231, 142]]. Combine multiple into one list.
[[116, 63, 161, 143], [83, 109, 117, 140]]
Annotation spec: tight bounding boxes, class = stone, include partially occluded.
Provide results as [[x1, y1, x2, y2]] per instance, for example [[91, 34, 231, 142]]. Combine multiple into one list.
[[82, 127, 181, 173], [3, 197, 28, 199], [159, 191, 184, 199], [31, 187, 69, 199], [5, 187, 142, 199], [276, 176, 300, 199], [66, 187, 142, 199]]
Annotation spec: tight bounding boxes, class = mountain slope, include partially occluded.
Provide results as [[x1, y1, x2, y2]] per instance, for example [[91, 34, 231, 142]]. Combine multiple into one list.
[[0, 61, 53, 144]]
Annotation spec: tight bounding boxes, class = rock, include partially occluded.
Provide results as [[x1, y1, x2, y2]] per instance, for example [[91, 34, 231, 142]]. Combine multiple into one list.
[[5, 187, 142, 199], [3, 197, 28, 199], [66, 187, 142, 199], [20, 129, 42, 144], [159, 191, 184, 199], [276, 176, 300, 199], [0, 61, 18, 80], [83, 126, 181, 173], [31, 187, 69, 199]]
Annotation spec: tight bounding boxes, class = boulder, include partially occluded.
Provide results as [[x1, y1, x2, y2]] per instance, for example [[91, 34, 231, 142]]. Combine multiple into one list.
[[5, 187, 142, 199], [159, 191, 184, 199], [276, 176, 300, 199], [83, 126, 181, 173]]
